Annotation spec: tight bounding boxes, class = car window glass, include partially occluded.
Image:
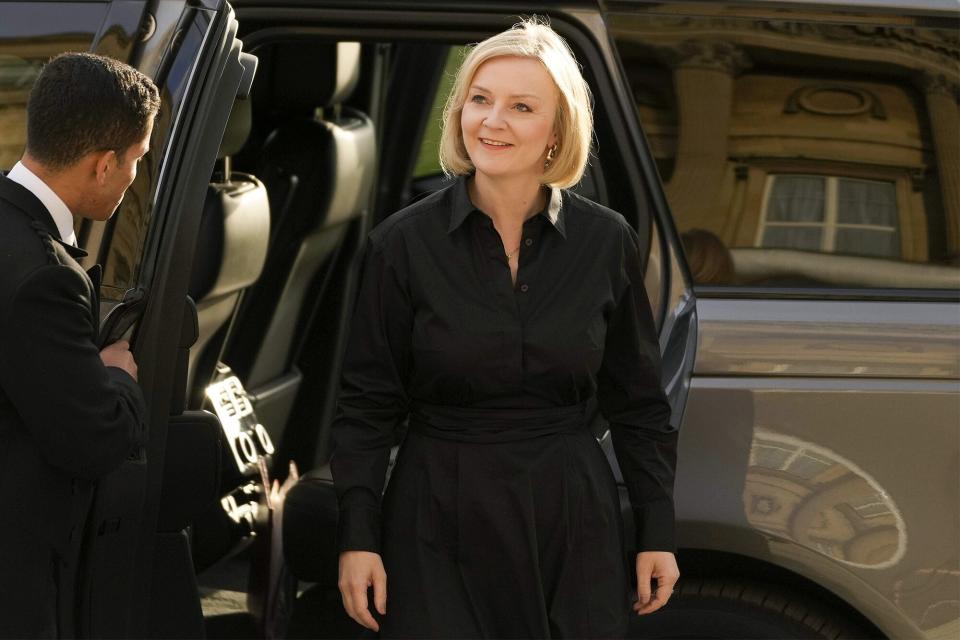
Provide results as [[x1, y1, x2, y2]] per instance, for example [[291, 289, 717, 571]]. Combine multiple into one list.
[[101, 9, 211, 297], [0, 3, 106, 170], [609, 10, 960, 292], [413, 46, 465, 178]]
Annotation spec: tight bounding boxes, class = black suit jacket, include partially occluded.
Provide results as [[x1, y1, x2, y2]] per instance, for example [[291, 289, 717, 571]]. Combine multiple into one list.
[[0, 175, 146, 636]]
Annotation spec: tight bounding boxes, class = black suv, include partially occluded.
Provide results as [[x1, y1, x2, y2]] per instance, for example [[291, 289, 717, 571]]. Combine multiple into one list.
[[1, 1, 957, 638]]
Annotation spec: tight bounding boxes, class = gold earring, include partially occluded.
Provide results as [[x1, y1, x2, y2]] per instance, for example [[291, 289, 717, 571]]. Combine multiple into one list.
[[545, 144, 558, 168]]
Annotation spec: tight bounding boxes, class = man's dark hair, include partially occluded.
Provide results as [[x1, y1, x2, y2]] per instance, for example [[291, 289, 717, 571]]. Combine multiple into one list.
[[26, 52, 160, 170]]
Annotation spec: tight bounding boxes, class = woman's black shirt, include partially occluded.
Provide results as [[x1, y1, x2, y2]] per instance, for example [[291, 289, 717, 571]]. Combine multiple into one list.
[[331, 176, 677, 554]]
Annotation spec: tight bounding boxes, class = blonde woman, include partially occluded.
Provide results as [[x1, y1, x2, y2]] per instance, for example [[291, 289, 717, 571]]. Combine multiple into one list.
[[331, 18, 679, 638]]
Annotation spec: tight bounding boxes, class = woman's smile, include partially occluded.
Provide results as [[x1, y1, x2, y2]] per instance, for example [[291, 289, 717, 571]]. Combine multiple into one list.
[[479, 137, 513, 150]]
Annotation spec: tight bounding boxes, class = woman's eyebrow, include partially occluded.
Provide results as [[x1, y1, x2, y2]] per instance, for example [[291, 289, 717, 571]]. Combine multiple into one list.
[[469, 84, 542, 100]]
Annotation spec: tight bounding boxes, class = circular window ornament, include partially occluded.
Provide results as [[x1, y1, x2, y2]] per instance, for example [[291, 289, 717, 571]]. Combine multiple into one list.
[[745, 430, 905, 570], [785, 84, 886, 119]]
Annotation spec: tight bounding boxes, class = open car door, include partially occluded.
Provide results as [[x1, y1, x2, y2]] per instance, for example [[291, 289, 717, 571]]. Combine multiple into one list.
[[70, 1, 258, 637]]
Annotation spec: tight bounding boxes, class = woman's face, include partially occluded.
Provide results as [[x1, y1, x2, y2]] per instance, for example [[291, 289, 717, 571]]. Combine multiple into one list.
[[460, 55, 558, 182]]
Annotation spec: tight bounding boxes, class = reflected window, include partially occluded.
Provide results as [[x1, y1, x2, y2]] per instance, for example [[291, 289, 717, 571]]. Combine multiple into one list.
[[751, 443, 792, 469], [609, 9, 960, 292], [760, 175, 901, 259], [0, 55, 42, 91], [745, 431, 906, 569], [0, 4, 103, 170]]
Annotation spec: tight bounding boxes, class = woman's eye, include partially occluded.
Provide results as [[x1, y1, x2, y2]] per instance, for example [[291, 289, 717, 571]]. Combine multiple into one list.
[[470, 94, 487, 104], [514, 103, 531, 113]]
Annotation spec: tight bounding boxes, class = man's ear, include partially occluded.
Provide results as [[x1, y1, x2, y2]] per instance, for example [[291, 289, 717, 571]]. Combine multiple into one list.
[[93, 149, 117, 186]]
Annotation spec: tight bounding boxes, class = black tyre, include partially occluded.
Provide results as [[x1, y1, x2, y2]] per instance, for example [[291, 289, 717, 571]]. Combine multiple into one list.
[[629, 578, 879, 640]]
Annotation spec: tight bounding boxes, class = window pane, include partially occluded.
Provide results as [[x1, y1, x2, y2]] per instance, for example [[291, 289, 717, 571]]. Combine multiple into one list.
[[837, 179, 898, 227], [762, 226, 822, 252], [767, 176, 825, 223], [752, 445, 791, 470], [0, 4, 103, 170], [836, 228, 900, 259], [609, 10, 960, 291], [413, 46, 463, 178], [0, 55, 42, 91]]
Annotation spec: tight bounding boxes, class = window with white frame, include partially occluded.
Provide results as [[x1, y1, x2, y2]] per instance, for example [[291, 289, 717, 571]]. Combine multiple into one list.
[[757, 175, 901, 259]]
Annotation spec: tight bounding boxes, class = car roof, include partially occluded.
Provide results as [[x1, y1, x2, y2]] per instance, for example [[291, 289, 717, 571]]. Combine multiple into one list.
[[611, 0, 959, 17], [229, 0, 958, 15], [229, 0, 602, 9]]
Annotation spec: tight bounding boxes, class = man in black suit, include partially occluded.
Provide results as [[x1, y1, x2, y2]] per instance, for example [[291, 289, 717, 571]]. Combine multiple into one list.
[[0, 53, 160, 637]]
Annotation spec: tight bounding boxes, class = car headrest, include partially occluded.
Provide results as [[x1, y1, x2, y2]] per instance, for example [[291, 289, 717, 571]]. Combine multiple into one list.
[[218, 97, 251, 158], [272, 41, 361, 114]]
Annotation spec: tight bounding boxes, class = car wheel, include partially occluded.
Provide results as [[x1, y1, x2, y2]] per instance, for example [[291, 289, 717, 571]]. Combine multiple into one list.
[[628, 578, 877, 640]]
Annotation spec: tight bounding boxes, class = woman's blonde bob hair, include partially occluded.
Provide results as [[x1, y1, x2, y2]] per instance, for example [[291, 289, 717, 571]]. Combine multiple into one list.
[[438, 18, 593, 189]]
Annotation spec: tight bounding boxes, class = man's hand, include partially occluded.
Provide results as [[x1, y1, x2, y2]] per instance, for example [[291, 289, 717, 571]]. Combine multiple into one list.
[[338, 550, 387, 631], [99, 340, 138, 380], [634, 551, 680, 615]]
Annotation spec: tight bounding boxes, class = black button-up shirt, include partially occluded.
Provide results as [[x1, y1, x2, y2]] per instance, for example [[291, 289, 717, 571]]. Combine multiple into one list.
[[332, 176, 676, 553]]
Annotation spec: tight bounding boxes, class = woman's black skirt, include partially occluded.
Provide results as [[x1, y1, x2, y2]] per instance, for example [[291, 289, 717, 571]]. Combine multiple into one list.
[[378, 403, 630, 639]]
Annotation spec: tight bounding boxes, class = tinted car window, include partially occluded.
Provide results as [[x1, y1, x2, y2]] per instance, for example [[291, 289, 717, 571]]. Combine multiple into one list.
[[609, 10, 960, 291], [0, 3, 106, 170], [101, 9, 212, 297], [412, 45, 464, 178]]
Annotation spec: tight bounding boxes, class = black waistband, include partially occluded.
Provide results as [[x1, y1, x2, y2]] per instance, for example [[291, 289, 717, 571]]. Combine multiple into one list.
[[408, 401, 589, 443]]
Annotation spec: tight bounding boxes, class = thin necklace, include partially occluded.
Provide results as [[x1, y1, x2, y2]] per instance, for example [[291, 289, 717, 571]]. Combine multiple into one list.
[[505, 245, 521, 261]]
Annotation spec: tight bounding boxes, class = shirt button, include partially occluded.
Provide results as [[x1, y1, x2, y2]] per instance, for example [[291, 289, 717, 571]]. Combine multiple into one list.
[[520, 284, 529, 293], [524, 238, 533, 247]]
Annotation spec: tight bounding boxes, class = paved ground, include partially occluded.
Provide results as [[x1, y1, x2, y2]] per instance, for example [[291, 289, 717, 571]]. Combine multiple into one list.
[[199, 554, 364, 639], [199, 555, 250, 617]]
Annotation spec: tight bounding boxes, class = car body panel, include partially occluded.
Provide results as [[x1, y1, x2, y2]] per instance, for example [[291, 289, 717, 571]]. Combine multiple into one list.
[[677, 374, 959, 637], [608, 1, 959, 636], [694, 299, 960, 378]]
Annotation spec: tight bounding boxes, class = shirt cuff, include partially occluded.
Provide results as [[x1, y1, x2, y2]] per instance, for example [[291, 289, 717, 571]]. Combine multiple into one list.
[[633, 498, 676, 553], [337, 502, 382, 553]]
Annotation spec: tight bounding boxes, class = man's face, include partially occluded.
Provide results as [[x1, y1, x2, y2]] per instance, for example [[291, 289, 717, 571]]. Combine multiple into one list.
[[83, 116, 153, 221]]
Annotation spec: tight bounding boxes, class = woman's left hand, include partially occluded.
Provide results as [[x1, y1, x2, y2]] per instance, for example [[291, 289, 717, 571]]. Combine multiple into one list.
[[633, 551, 680, 615]]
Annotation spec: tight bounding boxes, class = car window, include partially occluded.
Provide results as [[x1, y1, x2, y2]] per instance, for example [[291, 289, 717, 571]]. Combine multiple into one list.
[[609, 9, 960, 292], [101, 7, 214, 298], [412, 46, 465, 178], [0, 3, 106, 170]]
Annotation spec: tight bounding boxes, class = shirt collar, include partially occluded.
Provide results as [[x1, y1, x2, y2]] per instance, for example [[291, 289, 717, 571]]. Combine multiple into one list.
[[447, 175, 566, 239], [7, 161, 77, 246]]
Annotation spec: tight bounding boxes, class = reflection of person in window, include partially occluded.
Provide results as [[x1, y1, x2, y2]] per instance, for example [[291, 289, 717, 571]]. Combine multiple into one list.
[[681, 228, 735, 285], [332, 18, 680, 639]]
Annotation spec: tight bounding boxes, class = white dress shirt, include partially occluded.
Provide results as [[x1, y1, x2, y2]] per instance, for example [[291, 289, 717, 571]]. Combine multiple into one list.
[[7, 161, 77, 247]]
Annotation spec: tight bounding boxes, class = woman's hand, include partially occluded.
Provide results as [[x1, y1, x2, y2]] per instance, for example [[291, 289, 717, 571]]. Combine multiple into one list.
[[338, 550, 387, 631], [633, 551, 679, 615]]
